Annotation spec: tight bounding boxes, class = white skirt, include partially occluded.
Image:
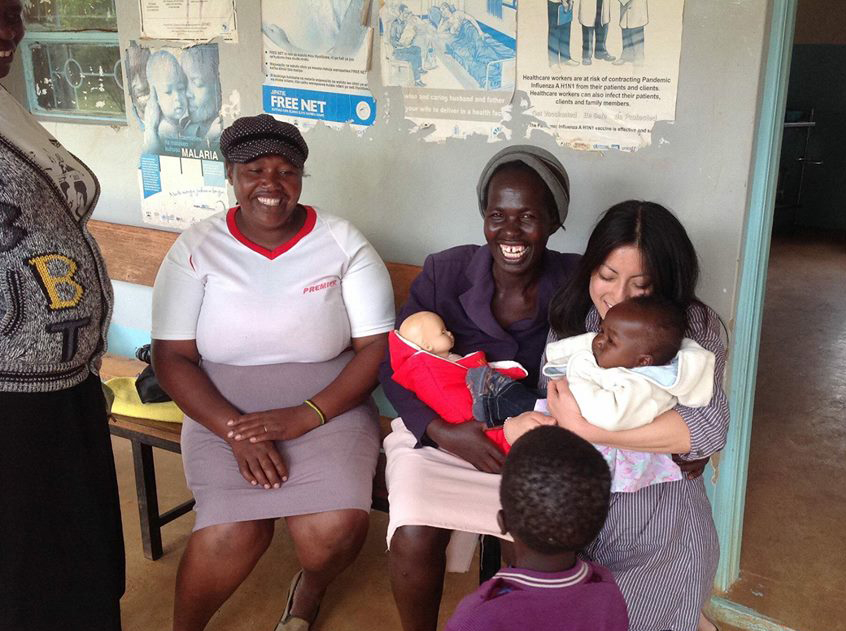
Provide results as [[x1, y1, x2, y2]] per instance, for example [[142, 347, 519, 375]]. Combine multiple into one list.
[[383, 418, 512, 573]]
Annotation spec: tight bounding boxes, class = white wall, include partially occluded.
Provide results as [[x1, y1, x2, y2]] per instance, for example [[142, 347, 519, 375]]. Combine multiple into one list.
[[2, 0, 770, 336]]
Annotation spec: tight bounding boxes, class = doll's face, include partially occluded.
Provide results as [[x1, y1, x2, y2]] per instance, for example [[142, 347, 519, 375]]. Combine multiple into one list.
[[422, 318, 455, 357], [402, 312, 455, 357]]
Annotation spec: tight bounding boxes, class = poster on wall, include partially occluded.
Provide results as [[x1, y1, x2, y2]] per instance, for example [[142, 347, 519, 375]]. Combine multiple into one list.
[[261, 0, 377, 128], [125, 42, 230, 229], [379, 0, 516, 141], [139, 0, 238, 42], [517, 0, 684, 151]]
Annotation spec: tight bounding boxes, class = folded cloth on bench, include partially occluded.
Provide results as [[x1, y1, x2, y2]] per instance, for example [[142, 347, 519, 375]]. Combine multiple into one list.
[[104, 377, 184, 422]]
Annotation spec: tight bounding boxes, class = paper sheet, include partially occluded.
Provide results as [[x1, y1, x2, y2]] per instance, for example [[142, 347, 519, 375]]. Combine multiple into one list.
[[127, 42, 230, 228], [380, 0, 516, 141], [139, 0, 238, 42], [518, 0, 684, 151], [261, 0, 377, 128]]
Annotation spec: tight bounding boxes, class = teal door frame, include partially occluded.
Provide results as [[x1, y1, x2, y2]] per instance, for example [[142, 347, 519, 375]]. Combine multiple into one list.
[[711, 0, 798, 592]]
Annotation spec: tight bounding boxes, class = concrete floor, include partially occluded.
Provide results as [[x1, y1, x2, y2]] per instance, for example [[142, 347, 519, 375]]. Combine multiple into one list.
[[111, 438, 480, 631], [112, 442, 744, 631], [721, 229, 846, 631]]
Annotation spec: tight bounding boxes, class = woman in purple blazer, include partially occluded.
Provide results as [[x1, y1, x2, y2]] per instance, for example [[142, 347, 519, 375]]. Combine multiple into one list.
[[378, 145, 580, 631]]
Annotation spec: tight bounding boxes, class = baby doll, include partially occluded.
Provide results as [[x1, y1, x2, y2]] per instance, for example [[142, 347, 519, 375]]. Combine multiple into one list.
[[389, 311, 527, 452], [468, 296, 716, 492]]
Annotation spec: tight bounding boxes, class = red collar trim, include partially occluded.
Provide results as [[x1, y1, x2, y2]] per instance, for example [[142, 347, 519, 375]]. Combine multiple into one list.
[[226, 205, 317, 260]]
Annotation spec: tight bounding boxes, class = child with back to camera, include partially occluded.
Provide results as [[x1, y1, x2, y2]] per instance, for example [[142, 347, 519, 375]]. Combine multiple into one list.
[[468, 295, 715, 493], [444, 425, 628, 631]]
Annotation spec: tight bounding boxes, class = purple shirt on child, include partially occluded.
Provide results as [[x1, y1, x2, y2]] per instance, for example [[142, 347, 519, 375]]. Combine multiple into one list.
[[444, 560, 629, 631]]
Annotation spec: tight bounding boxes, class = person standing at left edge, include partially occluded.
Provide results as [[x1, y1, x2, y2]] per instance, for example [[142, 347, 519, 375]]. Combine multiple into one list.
[[0, 1, 125, 629]]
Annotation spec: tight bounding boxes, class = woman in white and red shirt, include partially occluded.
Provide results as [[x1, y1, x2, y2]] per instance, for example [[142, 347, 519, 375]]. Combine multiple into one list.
[[152, 114, 394, 631]]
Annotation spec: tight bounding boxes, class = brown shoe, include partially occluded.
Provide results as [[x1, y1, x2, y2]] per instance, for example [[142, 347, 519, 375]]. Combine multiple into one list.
[[275, 570, 312, 631]]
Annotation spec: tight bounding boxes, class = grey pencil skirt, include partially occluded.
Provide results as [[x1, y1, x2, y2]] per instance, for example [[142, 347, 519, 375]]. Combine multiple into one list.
[[182, 351, 381, 531]]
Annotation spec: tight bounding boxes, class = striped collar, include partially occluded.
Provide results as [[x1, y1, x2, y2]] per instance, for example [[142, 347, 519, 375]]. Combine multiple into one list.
[[494, 560, 591, 589]]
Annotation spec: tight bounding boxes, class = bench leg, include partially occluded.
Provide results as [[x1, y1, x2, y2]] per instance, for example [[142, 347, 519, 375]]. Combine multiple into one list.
[[479, 535, 501, 583], [130, 441, 164, 561]]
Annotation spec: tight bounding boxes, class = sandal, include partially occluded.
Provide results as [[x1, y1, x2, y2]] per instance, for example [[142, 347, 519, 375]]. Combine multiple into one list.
[[698, 612, 720, 631], [275, 570, 311, 631]]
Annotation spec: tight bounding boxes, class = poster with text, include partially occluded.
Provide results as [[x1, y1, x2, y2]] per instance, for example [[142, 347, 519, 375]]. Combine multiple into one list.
[[127, 43, 230, 228], [261, 0, 377, 128], [139, 0, 238, 42], [380, 0, 516, 141], [518, 0, 684, 151]]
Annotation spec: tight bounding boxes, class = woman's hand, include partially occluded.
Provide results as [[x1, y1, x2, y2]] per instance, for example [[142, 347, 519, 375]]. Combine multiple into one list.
[[546, 378, 597, 436], [503, 412, 557, 445], [231, 439, 288, 489], [427, 418, 505, 474], [546, 378, 581, 421], [226, 405, 319, 443]]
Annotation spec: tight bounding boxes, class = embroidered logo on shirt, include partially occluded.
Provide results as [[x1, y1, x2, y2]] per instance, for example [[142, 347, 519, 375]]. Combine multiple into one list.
[[27, 253, 85, 309], [303, 279, 338, 294]]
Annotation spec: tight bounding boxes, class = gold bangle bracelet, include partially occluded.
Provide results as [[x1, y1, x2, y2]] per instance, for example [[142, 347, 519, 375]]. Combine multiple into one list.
[[304, 399, 326, 425]]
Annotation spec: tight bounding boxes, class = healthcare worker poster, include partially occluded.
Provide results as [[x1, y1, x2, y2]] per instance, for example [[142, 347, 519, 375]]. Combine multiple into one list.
[[261, 0, 377, 128], [518, 0, 684, 151], [126, 43, 230, 229], [379, 0, 516, 141]]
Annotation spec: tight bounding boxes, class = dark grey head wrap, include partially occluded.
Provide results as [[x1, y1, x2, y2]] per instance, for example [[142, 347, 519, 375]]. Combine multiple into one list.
[[476, 145, 570, 232]]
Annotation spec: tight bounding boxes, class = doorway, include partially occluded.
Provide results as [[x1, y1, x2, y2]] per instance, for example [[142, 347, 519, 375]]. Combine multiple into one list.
[[722, 4, 846, 628]]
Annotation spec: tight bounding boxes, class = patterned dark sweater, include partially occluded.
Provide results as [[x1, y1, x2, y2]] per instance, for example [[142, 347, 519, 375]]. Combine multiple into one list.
[[0, 88, 112, 392]]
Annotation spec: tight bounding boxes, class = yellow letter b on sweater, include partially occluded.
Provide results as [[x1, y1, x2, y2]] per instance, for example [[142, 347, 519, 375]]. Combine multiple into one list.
[[27, 254, 84, 309]]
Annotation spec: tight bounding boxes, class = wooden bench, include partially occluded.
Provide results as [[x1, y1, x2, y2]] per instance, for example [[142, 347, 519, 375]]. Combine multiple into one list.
[[91, 219, 501, 579], [99, 353, 194, 561]]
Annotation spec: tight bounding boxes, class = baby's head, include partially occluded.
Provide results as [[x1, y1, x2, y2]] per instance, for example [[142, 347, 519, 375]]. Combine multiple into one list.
[[146, 51, 188, 126], [592, 296, 685, 369], [398, 311, 455, 358], [500, 425, 611, 555]]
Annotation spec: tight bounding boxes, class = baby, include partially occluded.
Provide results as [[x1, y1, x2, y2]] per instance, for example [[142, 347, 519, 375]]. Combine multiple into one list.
[[388, 311, 528, 452], [468, 296, 716, 492], [143, 51, 188, 151]]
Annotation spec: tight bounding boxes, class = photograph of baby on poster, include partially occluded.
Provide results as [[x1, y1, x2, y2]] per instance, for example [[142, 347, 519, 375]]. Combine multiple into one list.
[[125, 42, 223, 155]]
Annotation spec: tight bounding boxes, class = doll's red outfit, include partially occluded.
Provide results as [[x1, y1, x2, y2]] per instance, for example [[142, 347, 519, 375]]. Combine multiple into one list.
[[388, 331, 527, 452]]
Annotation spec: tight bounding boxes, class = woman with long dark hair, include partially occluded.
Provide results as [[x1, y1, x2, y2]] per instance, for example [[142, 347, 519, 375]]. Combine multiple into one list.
[[509, 200, 728, 631]]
